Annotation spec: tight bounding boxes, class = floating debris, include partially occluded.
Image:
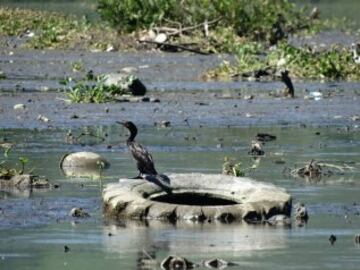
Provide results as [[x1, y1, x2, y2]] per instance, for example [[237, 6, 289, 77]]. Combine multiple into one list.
[[155, 120, 171, 128], [195, 102, 209, 106], [69, 207, 90, 218], [351, 115, 360, 121], [161, 255, 196, 270], [139, 250, 159, 269], [37, 114, 49, 123], [305, 91, 323, 101], [294, 203, 309, 222], [256, 133, 277, 142], [292, 159, 321, 179], [267, 214, 291, 227], [202, 258, 238, 269], [106, 44, 115, 52], [154, 33, 168, 43], [40, 86, 50, 91], [289, 160, 354, 180], [248, 140, 265, 156], [121, 66, 138, 73], [13, 103, 26, 110], [150, 97, 160, 103], [354, 235, 360, 244], [243, 94, 254, 100]]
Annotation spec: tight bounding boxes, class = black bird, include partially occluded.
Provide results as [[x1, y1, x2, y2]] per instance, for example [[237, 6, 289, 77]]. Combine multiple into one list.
[[117, 121, 171, 192], [280, 70, 295, 98], [329, 234, 337, 245]]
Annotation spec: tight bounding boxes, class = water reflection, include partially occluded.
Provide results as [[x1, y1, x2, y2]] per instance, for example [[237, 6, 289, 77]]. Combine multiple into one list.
[[103, 220, 289, 258]]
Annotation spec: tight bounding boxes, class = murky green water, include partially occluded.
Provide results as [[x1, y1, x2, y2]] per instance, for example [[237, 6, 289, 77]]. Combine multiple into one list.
[[1, 125, 360, 269]]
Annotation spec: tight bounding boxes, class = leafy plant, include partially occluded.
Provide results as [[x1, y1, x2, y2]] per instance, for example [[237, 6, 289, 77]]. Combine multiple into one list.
[[222, 157, 258, 177], [60, 71, 134, 103], [209, 41, 360, 80], [72, 61, 84, 72], [97, 0, 323, 41], [0, 7, 114, 50], [18, 157, 29, 174], [0, 156, 31, 178]]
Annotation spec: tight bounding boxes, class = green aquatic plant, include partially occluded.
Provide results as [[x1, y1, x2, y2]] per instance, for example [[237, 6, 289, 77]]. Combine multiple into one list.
[[72, 61, 84, 72], [18, 157, 29, 174], [1, 143, 13, 158], [222, 157, 258, 177], [267, 42, 359, 79], [0, 156, 31, 178], [61, 71, 133, 103]]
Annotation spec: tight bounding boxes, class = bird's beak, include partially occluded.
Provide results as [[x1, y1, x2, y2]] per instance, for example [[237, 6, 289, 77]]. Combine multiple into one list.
[[116, 121, 125, 126]]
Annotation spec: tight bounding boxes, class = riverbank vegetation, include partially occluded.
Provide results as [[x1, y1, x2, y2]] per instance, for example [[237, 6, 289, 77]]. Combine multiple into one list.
[[207, 41, 360, 80], [0, 1, 358, 80], [0, 7, 116, 50], [60, 71, 134, 103]]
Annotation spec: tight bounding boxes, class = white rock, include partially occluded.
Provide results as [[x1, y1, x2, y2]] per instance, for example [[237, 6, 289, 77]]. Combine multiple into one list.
[[154, 33, 167, 43], [37, 114, 49, 123], [121, 66, 138, 73], [106, 44, 115, 52], [60, 152, 110, 178], [13, 104, 26, 110]]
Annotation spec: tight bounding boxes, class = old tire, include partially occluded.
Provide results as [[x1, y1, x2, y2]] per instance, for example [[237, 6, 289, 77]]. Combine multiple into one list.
[[103, 173, 291, 223]]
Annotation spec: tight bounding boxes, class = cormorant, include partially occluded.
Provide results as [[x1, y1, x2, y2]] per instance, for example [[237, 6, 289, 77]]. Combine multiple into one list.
[[280, 70, 295, 98], [117, 121, 171, 192]]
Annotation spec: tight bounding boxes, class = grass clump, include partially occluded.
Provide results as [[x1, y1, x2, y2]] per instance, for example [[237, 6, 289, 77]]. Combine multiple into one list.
[[0, 7, 116, 50], [208, 42, 360, 80], [0, 156, 31, 179], [60, 71, 134, 103], [222, 157, 257, 177]]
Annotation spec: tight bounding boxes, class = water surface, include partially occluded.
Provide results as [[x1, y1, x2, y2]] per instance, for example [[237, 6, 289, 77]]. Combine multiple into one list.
[[1, 125, 360, 269]]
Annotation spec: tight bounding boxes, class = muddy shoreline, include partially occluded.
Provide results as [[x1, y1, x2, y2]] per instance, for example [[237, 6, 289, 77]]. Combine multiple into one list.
[[0, 47, 359, 130], [0, 89, 359, 130]]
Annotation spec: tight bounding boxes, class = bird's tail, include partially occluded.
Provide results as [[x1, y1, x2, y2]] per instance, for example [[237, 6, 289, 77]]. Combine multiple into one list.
[[142, 173, 172, 194]]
